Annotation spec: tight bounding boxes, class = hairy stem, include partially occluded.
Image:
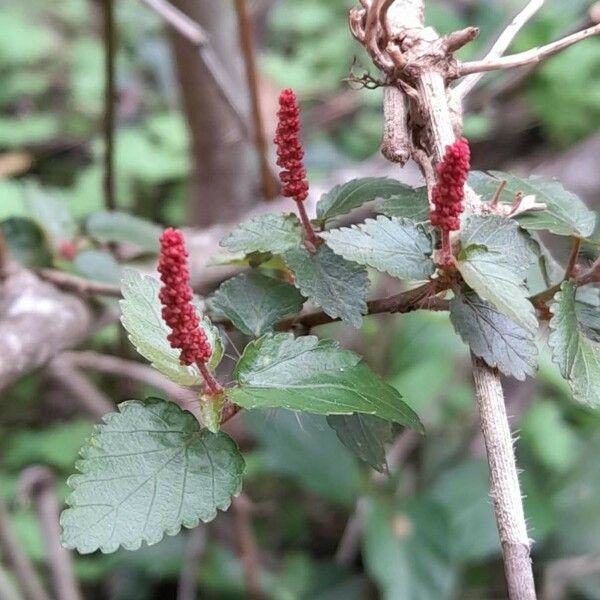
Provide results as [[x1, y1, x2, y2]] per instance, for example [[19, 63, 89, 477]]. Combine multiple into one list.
[[472, 357, 536, 599], [295, 199, 320, 249]]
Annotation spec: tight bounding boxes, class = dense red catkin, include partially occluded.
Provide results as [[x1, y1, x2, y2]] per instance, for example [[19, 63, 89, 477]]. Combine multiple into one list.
[[158, 228, 212, 367], [429, 137, 471, 232], [274, 89, 310, 203]]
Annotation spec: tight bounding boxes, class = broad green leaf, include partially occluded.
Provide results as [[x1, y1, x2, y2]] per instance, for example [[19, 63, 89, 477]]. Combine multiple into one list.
[[120, 270, 223, 386], [326, 413, 393, 473], [457, 216, 538, 332], [24, 184, 77, 244], [0, 217, 52, 268], [221, 214, 302, 255], [211, 273, 304, 337], [450, 291, 537, 380], [322, 216, 434, 280], [469, 171, 596, 237], [549, 281, 600, 407], [521, 400, 579, 474], [61, 399, 245, 554], [284, 245, 368, 328], [246, 409, 362, 505], [429, 460, 499, 562], [363, 496, 456, 600], [87, 211, 161, 253], [74, 249, 121, 284], [230, 333, 423, 431], [378, 186, 429, 222], [316, 177, 410, 223]]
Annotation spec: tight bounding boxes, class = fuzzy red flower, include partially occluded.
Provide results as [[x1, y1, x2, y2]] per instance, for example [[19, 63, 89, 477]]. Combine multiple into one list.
[[158, 228, 212, 367], [429, 137, 471, 232], [274, 89, 309, 203]]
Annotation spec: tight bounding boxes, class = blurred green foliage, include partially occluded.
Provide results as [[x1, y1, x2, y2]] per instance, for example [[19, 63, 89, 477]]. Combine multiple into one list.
[[0, 0, 599, 598]]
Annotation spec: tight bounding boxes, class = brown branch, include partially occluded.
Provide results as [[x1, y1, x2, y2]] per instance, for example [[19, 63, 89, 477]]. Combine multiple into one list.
[[19, 468, 83, 600], [0, 268, 93, 391], [139, 0, 250, 137], [233, 0, 279, 200], [46, 358, 115, 419], [0, 564, 22, 600], [102, 0, 116, 211], [0, 496, 51, 600], [177, 527, 207, 600], [233, 495, 263, 599], [37, 268, 121, 297], [458, 23, 600, 77], [565, 238, 582, 280], [454, 0, 545, 99], [60, 350, 195, 405]]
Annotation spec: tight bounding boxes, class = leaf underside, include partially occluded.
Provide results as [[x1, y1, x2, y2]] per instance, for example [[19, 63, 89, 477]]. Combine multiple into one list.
[[120, 270, 223, 386], [450, 291, 537, 380], [549, 281, 600, 407]]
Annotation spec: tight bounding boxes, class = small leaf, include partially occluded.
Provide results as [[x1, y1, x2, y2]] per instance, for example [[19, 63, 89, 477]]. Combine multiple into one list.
[[0, 217, 52, 268], [457, 216, 538, 332], [87, 211, 161, 253], [120, 270, 223, 386], [284, 244, 368, 328], [61, 399, 245, 554], [230, 333, 423, 431], [378, 186, 429, 222], [549, 281, 600, 407], [24, 184, 77, 245], [326, 413, 393, 473], [221, 213, 302, 255], [316, 177, 410, 223], [450, 291, 537, 380], [363, 496, 456, 600], [322, 216, 434, 280], [211, 273, 304, 337], [469, 171, 596, 238], [74, 249, 122, 284]]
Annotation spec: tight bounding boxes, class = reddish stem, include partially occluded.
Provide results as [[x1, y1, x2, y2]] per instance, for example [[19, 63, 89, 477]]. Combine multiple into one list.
[[440, 229, 453, 266], [198, 362, 223, 395], [295, 200, 319, 249]]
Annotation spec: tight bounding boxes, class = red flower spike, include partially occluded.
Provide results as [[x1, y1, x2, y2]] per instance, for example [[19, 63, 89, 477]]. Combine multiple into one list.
[[158, 229, 221, 393], [429, 137, 471, 265], [274, 89, 309, 203], [274, 89, 319, 249]]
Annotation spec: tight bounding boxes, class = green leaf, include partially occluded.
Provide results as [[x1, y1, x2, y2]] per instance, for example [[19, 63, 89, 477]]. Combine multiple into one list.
[[246, 409, 362, 505], [87, 211, 161, 253], [0, 217, 52, 268], [322, 216, 434, 280], [284, 245, 368, 328], [469, 171, 596, 238], [363, 496, 456, 600], [326, 413, 393, 473], [549, 281, 600, 407], [450, 291, 537, 380], [74, 249, 122, 284], [24, 184, 77, 244], [120, 270, 223, 386], [378, 186, 429, 222], [230, 333, 423, 431], [221, 214, 302, 255], [457, 216, 538, 332], [61, 399, 245, 554], [211, 273, 305, 337], [317, 177, 410, 224], [429, 460, 500, 563]]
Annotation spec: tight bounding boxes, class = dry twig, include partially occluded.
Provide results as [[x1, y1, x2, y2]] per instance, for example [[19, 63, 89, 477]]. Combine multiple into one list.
[[454, 0, 545, 99]]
